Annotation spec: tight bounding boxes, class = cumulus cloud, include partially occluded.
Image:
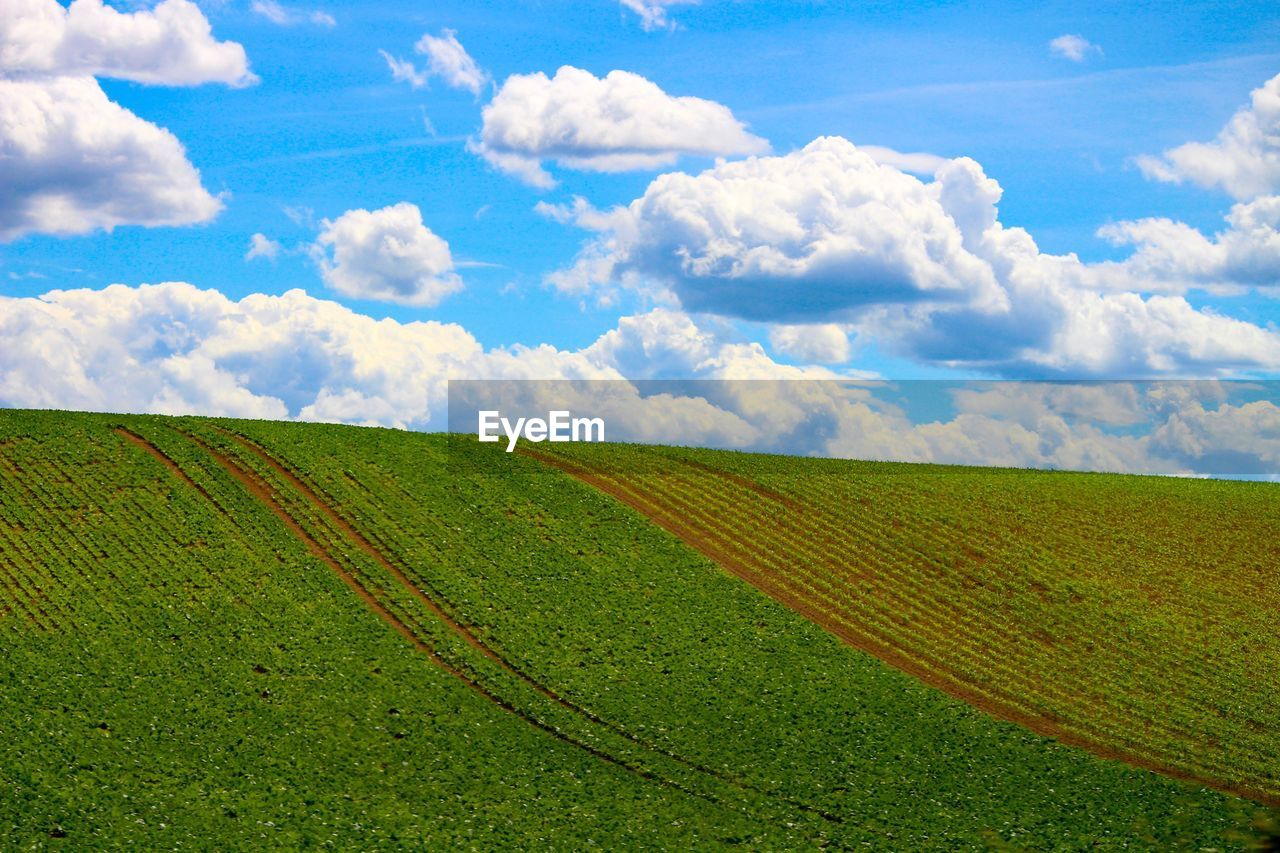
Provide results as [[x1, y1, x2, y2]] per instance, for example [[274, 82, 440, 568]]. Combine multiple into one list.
[[620, 0, 697, 31], [547, 138, 1006, 316], [1148, 394, 1280, 472], [1137, 72, 1280, 200], [245, 233, 281, 261], [380, 28, 487, 95], [0, 0, 255, 86], [585, 308, 842, 380], [0, 0, 249, 241], [0, 77, 223, 240], [0, 283, 477, 424], [934, 381, 1280, 476], [1094, 195, 1280, 292], [1, 281, 1276, 477], [472, 66, 769, 188], [768, 324, 853, 364], [547, 136, 1280, 377], [0, 284, 827, 430], [1048, 34, 1101, 62], [312, 203, 463, 307], [0, 281, 829, 452], [250, 1, 335, 28]]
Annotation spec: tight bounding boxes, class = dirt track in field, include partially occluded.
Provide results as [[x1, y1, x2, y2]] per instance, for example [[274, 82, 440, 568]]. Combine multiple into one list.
[[528, 449, 1280, 810], [134, 425, 738, 810], [115, 424, 845, 829], [210, 426, 846, 827]]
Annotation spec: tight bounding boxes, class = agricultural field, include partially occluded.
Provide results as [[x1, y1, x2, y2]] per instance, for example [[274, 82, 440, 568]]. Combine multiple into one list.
[[534, 443, 1280, 805], [1, 409, 1277, 849]]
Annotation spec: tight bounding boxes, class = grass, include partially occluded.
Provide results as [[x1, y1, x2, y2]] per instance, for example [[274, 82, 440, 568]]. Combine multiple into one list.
[[0, 409, 1275, 848]]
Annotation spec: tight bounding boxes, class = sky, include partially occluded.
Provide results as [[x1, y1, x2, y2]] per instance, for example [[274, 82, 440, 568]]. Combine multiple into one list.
[[3, 0, 1280, 471]]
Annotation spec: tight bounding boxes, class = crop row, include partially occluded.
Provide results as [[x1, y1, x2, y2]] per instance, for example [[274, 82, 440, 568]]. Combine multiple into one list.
[[537, 443, 1279, 802], [595, 464, 1272, 790]]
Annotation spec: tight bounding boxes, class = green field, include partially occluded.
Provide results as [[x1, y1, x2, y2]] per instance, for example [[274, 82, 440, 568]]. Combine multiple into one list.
[[1, 410, 1276, 849], [534, 441, 1280, 807]]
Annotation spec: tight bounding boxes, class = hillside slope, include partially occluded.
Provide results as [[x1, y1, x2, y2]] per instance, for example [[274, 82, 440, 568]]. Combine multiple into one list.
[[0, 411, 1273, 848], [537, 441, 1280, 806]]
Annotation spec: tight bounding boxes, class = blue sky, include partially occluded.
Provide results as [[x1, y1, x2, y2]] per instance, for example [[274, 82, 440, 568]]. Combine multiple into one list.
[[3, 0, 1280, 448], [4, 2, 1278, 346]]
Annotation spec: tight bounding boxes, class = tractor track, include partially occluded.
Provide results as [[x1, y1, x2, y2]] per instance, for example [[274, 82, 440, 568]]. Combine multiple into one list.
[[115, 423, 848, 836], [173, 427, 745, 813], [209, 426, 847, 828]]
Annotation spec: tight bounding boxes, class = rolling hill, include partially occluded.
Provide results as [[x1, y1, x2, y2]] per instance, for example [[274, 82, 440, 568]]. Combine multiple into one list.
[[0, 409, 1276, 849]]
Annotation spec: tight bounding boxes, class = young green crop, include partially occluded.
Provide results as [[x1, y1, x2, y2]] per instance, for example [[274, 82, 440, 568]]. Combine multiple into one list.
[[541, 440, 1280, 808], [0, 410, 1276, 849]]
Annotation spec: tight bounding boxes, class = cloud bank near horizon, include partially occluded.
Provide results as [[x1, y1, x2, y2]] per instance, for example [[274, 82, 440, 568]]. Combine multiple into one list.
[[1, 281, 1278, 479]]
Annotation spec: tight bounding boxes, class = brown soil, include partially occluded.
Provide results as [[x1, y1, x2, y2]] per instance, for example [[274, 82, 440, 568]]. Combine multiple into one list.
[[529, 450, 1280, 810]]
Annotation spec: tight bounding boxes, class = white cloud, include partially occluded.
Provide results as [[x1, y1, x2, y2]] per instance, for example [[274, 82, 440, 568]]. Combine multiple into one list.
[[0, 76, 223, 241], [245, 233, 281, 262], [1093, 195, 1280, 292], [547, 138, 1006, 315], [312, 203, 463, 307], [768, 324, 853, 364], [0, 0, 249, 241], [380, 29, 487, 95], [0, 0, 255, 86], [379, 49, 429, 89], [1048, 34, 1101, 62], [0, 284, 819, 431], [0, 283, 476, 424], [950, 382, 1148, 428], [415, 29, 488, 95], [817, 382, 1280, 477], [859, 145, 950, 175], [546, 136, 1280, 377], [472, 66, 769, 188], [1136, 72, 1280, 200], [250, 1, 336, 28], [584, 308, 839, 380], [250, 1, 289, 25], [620, 0, 697, 31], [283, 205, 315, 227], [1148, 395, 1280, 469], [0, 281, 1275, 477]]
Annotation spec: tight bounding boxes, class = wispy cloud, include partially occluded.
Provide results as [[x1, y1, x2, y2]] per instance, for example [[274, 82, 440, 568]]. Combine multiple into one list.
[[216, 135, 468, 170], [250, 0, 335, 27], [620, 0, 698, 31], [379, 29, 489, 95], [744, 51, 1280, 119], [1049, 34, 1102, 62]]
